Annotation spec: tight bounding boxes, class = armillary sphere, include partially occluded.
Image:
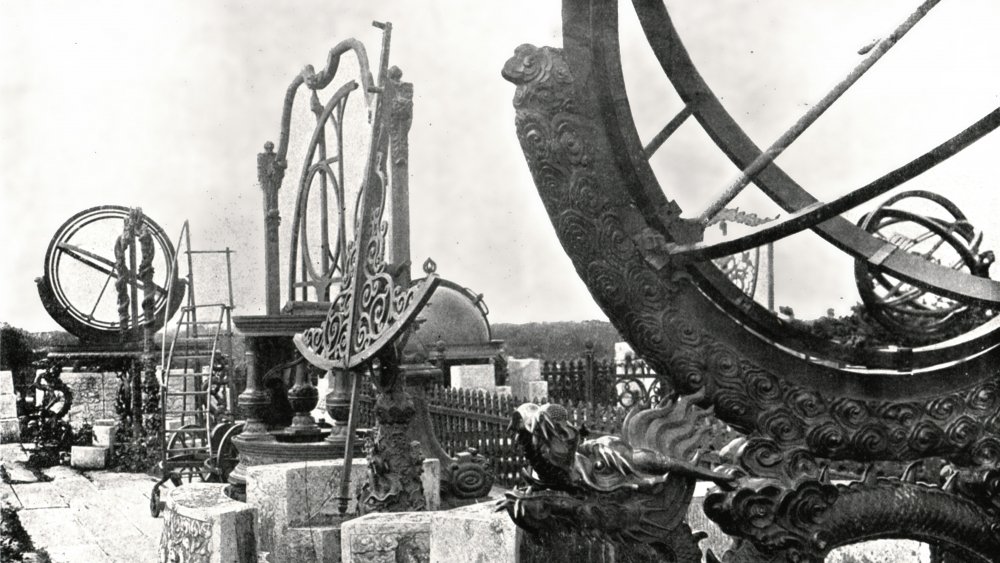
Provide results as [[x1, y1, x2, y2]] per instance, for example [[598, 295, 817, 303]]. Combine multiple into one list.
[[37, 205, 186, 343], [855, 190, 995, 343], [503, 0, 1000, 561]]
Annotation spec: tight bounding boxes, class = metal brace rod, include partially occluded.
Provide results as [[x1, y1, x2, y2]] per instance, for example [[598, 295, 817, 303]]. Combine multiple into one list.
[[337, 367, 363, 514], [698, 0, 942, 223], [643, 105, 693, 158]]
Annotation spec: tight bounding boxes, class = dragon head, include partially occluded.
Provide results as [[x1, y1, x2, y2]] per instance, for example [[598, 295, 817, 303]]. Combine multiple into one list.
[[500, 399, 736, 547]]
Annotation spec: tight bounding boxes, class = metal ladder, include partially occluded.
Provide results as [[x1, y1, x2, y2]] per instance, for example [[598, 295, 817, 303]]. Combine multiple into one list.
[[157, 220, 235, 483]]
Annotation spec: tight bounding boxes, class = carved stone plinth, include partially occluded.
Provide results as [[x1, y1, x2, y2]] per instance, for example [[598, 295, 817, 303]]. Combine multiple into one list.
[[158, 483, 256, 563], [244, 457, 441, 563], [246, 458, 368, 563], [341, 512, 433, 563], [429, 503, 519, 563]]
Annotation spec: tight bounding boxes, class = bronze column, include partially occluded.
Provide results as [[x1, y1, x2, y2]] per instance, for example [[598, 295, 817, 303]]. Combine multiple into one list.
[[258, 141, 286, 315]]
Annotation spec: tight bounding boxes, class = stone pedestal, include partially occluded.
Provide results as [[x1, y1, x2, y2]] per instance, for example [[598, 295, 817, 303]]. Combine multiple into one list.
[[614, 341, 635, 364], [521, 380, 548, 401], [159, 483, 257, 563], [341, 502, 519, 563], [92, 419, 117, 454], [430, 502, 520, 563], [1, 370, 19, 443], [70, 446, 107, 469], [421, 458, 441, 511], [507, 358, 541, 379], [449, 364, 495, 391], [247, 457, 441, 563], [507, 358, 544, 399], [341, 512, 433, 563], [247, 458, 368, 563]]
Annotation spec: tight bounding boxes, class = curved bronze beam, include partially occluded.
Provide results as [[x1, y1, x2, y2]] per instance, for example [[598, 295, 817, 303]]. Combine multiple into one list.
[[663, 106, 1000, 262], [612, 1, 1000, 369], [275, 38, 375, 161], [631, 1, 1000, 307], [286, 81, 358, 302]]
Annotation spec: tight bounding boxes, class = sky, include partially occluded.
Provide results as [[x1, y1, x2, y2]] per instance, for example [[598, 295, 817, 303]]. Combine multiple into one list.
[[2, 1, 999, 333]]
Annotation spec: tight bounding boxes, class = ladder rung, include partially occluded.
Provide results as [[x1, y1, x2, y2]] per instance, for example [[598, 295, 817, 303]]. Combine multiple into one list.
[[165, 356, 209, 361], [185, 249, 234, 255], [165, 446, 209, 453], [163, 373, 221, 380], [174, 334, 224, 339], [164, 427, 208, 433]]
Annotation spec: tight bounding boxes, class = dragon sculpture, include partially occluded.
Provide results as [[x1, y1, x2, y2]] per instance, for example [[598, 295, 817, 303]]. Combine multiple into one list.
[[501, 396, 1000, 562], [498, 396, 736, 561]]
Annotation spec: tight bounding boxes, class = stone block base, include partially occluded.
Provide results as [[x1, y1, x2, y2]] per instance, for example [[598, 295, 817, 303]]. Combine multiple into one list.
[[341, 512, 433, 563], [513, 380, 548, 401], [282, 524, 345, 563], [430, 502, 519, 562], [246, 457, 442, 563], [159, 483, 256, 563], [450, 364, 496, 391], [421, 458, 441, 511], [0, 370, 18, 444], [247, 458, 368, 562], [91, 421, 118, 453], [0, 418, 19, 443], [70, 446, 107, 469], [506, 358, 541, 382], [340, 502, 518, 563]]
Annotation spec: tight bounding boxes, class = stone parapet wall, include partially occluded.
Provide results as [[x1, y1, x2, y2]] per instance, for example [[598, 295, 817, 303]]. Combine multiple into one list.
[[57, 371, 217, 429], [61, 372, 120, 427]]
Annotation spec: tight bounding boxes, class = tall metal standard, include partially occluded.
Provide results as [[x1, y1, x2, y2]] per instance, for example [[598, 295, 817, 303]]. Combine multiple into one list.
[[291, 23, 441, 514]]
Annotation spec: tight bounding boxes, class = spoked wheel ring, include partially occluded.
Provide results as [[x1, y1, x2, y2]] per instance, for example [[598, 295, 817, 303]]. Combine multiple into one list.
[[38, 205, 185, 342]]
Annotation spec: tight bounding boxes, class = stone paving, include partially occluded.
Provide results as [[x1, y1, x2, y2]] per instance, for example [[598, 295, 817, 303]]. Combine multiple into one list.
[[1, 444, 163, 563], [1, 443, 932, 563]]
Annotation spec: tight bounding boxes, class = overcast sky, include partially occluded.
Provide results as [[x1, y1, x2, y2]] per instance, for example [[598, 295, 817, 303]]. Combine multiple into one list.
[[2, 1, 998, 333]]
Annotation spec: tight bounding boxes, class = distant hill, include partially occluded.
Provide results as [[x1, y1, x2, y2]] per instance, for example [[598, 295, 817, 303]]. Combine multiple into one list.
[[491, 320, 622, 360]]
